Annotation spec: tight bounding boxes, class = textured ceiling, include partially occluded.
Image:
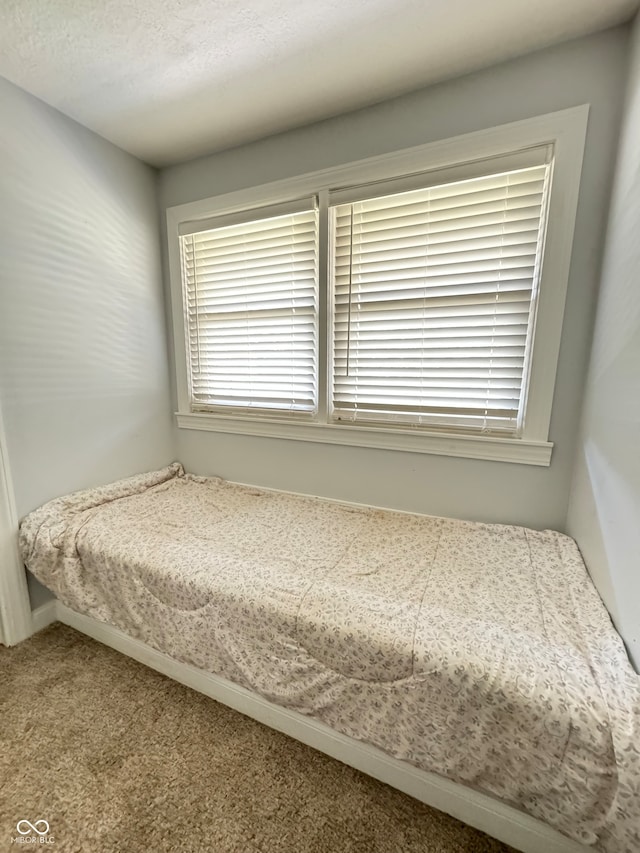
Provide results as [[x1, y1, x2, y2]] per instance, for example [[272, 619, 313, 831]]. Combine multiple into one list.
[[1, 0, 638, 167]]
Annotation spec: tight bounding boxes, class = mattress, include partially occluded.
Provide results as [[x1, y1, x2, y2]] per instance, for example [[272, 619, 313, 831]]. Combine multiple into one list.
[[19, 464, 640, 852]]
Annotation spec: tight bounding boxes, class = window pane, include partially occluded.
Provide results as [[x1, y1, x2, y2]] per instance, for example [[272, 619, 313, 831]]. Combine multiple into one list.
[[181, 207, 318, 414], [330, 164, 551, 434]]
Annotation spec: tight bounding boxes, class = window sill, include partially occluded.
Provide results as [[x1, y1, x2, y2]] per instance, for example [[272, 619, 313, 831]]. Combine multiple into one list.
[[176, 412, 553, 466]]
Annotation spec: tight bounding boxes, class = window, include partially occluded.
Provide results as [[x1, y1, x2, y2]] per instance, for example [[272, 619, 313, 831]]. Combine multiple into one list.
[[168, 107, 588, 465], [180, 200, 318, 415], [329, 152, 550, 434]]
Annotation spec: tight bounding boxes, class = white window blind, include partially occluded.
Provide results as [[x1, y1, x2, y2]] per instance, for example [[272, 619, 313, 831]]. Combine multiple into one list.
[[330, 157, 552, 433], [180, 203, 318, 414]]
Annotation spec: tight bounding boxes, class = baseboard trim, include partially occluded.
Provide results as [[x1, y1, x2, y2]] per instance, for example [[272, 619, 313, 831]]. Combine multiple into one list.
[[31, 600, 58, 634], [56, 602, 588, 853]]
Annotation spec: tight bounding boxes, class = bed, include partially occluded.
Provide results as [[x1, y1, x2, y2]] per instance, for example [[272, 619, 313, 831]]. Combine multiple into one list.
[[19, 463, 640, 853]]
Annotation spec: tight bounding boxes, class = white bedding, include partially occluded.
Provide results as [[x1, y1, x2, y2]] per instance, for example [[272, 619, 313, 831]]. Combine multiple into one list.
[[19, 464, 640, 852]]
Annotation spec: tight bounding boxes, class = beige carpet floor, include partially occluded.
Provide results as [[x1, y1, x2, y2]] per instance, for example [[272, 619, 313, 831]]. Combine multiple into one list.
[[1, 624, 517, 853]]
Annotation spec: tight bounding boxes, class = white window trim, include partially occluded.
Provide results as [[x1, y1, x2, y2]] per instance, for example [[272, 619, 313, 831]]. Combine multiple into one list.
[[167, 106, 589, 467], [0, 401, 32, 645]]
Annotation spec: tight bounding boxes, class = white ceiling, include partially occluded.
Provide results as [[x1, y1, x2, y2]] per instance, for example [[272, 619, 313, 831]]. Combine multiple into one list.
[[1, 0, 638, 167]]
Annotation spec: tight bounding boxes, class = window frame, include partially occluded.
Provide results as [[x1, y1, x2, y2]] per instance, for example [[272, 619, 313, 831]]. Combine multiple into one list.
[[166, 106, 589, 466]]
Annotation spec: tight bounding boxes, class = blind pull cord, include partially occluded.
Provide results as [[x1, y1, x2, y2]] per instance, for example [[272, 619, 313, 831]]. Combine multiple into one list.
[[346, 204, 354, 377]]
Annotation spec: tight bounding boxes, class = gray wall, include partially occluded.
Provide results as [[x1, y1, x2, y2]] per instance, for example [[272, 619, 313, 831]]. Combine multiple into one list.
[[159, 27, 628, 531], [567, 15, 640, 670], [0, 77, 174, 607]]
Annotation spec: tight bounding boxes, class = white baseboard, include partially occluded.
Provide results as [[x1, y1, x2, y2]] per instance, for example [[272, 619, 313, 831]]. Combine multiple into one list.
[[56, 602, 588, 853], [31, 600, 58, 634]]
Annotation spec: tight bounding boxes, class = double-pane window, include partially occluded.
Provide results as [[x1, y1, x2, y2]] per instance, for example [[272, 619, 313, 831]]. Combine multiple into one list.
[[179, 149, 552, 437]]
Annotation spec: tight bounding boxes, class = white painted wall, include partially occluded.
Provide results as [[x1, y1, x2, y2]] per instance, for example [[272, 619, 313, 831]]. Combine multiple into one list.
[[159, 28, 629, 531], [0, 77, 174, 607], [566, 15, 640, 670]]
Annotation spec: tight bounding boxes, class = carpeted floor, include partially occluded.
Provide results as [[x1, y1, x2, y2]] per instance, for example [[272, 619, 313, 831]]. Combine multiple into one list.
[[1, 624, 516, 853]]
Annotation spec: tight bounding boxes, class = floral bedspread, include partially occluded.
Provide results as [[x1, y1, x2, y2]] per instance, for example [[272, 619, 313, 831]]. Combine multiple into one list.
[[19, 464, 640, 852]]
